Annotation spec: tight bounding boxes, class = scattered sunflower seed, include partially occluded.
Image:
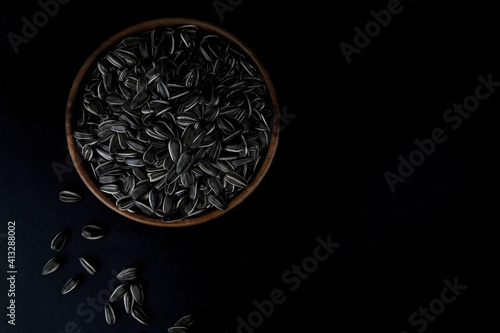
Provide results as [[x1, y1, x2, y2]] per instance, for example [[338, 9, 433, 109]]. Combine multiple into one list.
[[50, 229, 68, 251], [41, 257, 61, 275], [79, 256, 97, 275], [110, 283, 128, 302], [131, 305, 149, 325], [130, 282, 144, 305], [123, 291, 134, 314], [104, 303, 117, 325], [81, 224, 105, 240], [168, 327, 189, 333], [61, 276, 80, 294], [116, 267, 139, 281], [59, 190, 82, 203], [174, 314, 194, 327]]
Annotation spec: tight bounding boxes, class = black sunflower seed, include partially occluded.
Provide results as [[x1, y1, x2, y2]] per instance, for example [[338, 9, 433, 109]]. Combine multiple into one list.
[[130, 282, 144, 305], [174, 315, 194, 327], [225, 171, 249, 188], [131, 305, 149, 325], [79, 256, 97, 275], [123, 292, 133, 314], [59, 190, 82, 203], [176, 152, 193, 175], [168, 327, 189, 333], [61, 276, 80, 294], [116, 267, 139, 281], [50, 229, 68, 251], [110, 284, 128, 302], [41, 257, 61, 275], [207, 192, 227, 210], [104, 303, 116, 325], [81, 225, 105, 240]]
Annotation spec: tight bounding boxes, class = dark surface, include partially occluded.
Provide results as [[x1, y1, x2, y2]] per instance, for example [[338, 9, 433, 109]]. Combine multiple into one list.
[[0, 0, 498, 332]]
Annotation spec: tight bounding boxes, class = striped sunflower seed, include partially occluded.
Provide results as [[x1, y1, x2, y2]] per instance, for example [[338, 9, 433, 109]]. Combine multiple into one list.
[[116, 195, 135, 210], [41, 257, 61, 275], [174, 315, 194, 327], [81, 225, 105, 240], [110, 283, 128, 302], [130, 282, 144, 305], [104, 303, 117, 325], [168, 327, 189, 333], [131, 305, 149, 325], [59, 190, 82, 203], [123, 291, 134, 314], [116, 267, 139, 281], [79, 256, 97, 275], [225, 171, 249, 188], [61, 276, 80, 294], [207, 192, 227, 210], [50, 229, 68, 251]]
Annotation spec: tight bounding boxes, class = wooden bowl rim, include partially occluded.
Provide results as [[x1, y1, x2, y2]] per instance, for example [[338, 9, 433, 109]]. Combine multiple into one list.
[[65, 17, 279, 227]]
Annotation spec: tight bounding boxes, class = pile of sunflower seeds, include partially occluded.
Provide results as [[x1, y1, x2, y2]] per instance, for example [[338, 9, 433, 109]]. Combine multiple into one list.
[[73, 24, 274, 222], [105, 266, 150, 325]]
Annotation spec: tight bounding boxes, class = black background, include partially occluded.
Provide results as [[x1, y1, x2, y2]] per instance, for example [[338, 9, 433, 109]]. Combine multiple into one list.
[[0, 0, 498, 332]]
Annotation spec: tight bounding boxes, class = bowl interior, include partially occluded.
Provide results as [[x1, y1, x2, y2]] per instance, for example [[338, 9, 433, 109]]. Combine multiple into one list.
[[66, 18, 279, 227]]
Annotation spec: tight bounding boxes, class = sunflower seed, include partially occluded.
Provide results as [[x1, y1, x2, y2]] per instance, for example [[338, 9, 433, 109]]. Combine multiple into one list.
[[81, 225, 105, 240], [122, 36, 144, 48], [123, 291, 134, 314], [50, 229, 68, 251], [104, 303, 117, 325], [225, 171, 249, 188], [131, 305, 149, 325], [207, 192, 227, 210], [100, 183, 121, 194], [116, 267, 139, 281], [135, 200, 155, 216], [168, 138, 182, 163], [41, 257, 61, 275], [116, 195, 135, 210], [99, 174, 118, 184], [110, 283, 128, 302], [168, 327, 189, 333], [61, 276, 80, 294], [131, 183, 150, 200], [208, 177, 222, 195], [79, 256, 97, 275], [59, 190, 82, 203], [176, 151, 193, 175], [174, 314, 194, 327], [131, 90, 150, 109], [198, 159, 219, 177], [130, 282, 144, 305]]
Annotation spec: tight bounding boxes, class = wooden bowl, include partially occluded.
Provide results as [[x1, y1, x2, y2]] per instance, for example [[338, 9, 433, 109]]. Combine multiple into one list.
[[65, 18, 279, 227]]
